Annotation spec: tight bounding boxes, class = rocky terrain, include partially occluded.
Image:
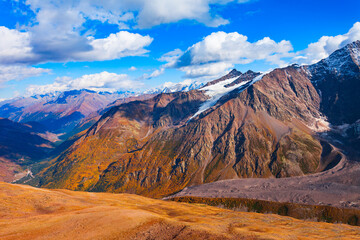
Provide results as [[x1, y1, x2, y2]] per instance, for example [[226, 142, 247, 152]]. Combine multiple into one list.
[[1, 182, 359, 240], [169, 41, 360, 208], [28, 41, 360, 199], [170, 157, 360, 208]]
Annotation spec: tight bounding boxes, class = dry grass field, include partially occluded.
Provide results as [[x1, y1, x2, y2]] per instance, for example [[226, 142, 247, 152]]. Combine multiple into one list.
[[0, 182, 359, 240]]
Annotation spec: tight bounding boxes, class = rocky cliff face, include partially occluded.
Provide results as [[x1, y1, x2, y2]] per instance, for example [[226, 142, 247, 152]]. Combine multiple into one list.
[[307, 40, 360, 125], [33, 42, 360, 197]]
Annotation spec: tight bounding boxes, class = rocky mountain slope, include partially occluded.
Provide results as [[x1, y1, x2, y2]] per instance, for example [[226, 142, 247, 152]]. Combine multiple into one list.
[[307, 40, 360, 125], [30, 41, 360, 198]]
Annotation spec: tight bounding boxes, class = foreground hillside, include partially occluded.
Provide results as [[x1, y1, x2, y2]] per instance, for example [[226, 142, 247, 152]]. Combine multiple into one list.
[[0, 182, 359, 240]]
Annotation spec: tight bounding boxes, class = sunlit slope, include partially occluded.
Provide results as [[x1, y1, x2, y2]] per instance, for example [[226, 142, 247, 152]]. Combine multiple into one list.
[[0, 182, 359, 240]]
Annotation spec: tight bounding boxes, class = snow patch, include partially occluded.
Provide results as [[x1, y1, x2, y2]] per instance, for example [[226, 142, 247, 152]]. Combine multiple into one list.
[[189, 73, 266, 121], [144, 80, 203, 94], [309, 116, 331, 132], [351, 44, 360, 66], [285, 70, 291, 78]]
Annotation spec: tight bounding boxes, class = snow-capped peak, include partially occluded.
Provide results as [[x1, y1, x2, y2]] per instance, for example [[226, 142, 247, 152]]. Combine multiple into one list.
[[143, 80, 204, 94], [307, 40, 360, 78], [189, 72, 266, 121], [348, 40, 360, 66]]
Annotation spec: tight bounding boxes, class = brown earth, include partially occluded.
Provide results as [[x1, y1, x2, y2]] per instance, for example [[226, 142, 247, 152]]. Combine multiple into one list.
[[1, 182, 360, 240]]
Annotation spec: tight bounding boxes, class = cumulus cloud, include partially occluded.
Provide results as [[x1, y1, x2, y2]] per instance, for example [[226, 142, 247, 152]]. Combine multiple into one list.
[[26, 71, 143, 96], [162, 22, 360, 79], [134, 0, 230, 28], [0, 65, 51, 84], [0, 0, 253, 65], [163, 31, 293, 78], [74, 32, 153, 61], [179, 62, 234, 78], [24, 0, 241, 29], [0, 0, 256, 87], [294, 22, 360, 64], [0, 27, 33, 64], [129, 66, 137, 71], [141, 68, 165, 80], [158, 49, 184, 67], [0, 26, 152, 64]]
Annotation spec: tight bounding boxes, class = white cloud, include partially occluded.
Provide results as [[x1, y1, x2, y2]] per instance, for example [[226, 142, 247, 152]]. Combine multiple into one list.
[[158, 49, 184, 67], [163, 22, 360, 79], [0, 0, 256, 70], [135, 0, 230, 28], [129, 66, 137, 71], [24, 0, 242, 29], [0, 0, 253, 65], [75, 32, 153, 61], [0, 27, 34, 64], [165, 31, 293, 78], [183, 32, 293, 66], [141, 68, 165, 80], [0, 26, 152, 64], [0, 65, 51, 84], [295, 22, 360, 64], [26, 71, 143, 96], [179, 62, 234, 78]]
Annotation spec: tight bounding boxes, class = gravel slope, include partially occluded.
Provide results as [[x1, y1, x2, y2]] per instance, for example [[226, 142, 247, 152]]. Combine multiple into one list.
[[169, 158, 360, 209]]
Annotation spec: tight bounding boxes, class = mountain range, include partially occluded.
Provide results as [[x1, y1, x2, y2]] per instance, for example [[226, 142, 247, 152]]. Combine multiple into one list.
[[16, 40, 359, 200]]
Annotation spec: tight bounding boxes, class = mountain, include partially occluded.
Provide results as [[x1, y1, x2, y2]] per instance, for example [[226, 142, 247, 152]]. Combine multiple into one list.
[[0, 83, 204, 136], [305, 40, 360, 159], [31, 41, 360, 198], [0, 118, 54, 182], [0, 89, 133, 135], [307, 40, 360, 125]]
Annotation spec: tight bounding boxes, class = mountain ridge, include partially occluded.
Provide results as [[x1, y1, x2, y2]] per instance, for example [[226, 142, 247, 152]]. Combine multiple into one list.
[[20, 41, 360, 198]]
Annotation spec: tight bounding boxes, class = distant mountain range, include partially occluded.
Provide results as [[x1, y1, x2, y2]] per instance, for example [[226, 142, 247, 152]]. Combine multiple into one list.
[[0, 78, 205, 182], [0, 90, 129, 135], [0, 82, 205, 135], [24, 41, 360, 198], [143, 81, 204, 94]]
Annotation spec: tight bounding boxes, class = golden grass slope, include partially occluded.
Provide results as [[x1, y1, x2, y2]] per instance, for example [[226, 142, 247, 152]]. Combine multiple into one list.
[[0, 182, 359, 240]]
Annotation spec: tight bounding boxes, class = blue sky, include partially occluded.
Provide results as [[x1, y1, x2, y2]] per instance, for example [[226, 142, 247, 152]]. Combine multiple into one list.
[[0, 0, 359, 99]]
